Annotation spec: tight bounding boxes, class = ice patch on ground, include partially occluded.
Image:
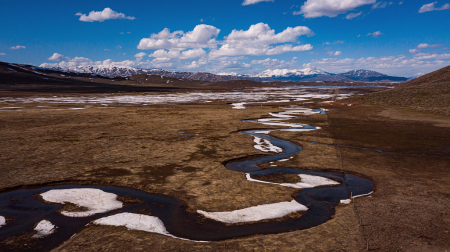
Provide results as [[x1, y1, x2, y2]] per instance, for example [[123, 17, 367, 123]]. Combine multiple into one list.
[[197, 200, 307, 224], [246, 173, 339, 189], [253, 137, 282, 153], [93, 213, 207, 242], [340, 199, 351, 204], [352, 191, 373, 198], [40, 188, 123, 217], [231, 102, 247, 109], [32, 220, 56, 238], [0, 216, 5, 227]]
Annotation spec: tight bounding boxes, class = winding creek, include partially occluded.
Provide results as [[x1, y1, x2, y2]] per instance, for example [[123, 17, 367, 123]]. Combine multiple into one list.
[[0, 96, 373, 251]]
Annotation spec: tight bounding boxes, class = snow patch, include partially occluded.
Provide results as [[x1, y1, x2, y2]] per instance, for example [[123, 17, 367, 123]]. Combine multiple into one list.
[[246, 173, 339, 189], [231, 102, 247, 109], [40, 188, 123, 217], [0, 216, 5, 227], [93, 213, 207, 242], [340, 199, 351, 204], [253, 137, 282, 153], [32, 220, 56, 238], [197, 200, 307, 224]]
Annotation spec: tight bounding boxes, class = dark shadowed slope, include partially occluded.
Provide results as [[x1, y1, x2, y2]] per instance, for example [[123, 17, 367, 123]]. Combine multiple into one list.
[[346, 65, 450, 115]]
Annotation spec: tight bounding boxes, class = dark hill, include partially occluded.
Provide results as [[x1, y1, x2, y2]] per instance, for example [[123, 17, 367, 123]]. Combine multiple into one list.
[[346, 65, 450, 115]]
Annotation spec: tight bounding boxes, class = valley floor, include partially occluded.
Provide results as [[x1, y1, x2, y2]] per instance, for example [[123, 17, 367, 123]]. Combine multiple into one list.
[[0, 90, 449, 251]]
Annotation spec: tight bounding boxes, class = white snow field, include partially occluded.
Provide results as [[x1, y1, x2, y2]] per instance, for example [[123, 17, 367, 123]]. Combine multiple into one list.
[[246, 173, 340, 189], [32, 220, 57, 238], [197, 200, 307, 224], [40, 188, 123, 217], [93, 213, 207, 242], [0, 87, 353, 106]]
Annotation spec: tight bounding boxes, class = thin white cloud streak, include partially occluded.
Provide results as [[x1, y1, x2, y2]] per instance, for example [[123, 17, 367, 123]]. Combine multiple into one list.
[[10, 45, 25, 50], [345, 12, 362, 19], [76, 8, 135, 22], [367, 31, 382, 37], [294, 0, 376, 18], [417, 43, 443, 49], [0, 53, 5, 56], [242, 0, 274, 6], [409, 49, 421, 54], [418, 2, 450, 13], [327, 51, 342, 56], [371, 2, 387, 9], [323, 40, 344, 45]]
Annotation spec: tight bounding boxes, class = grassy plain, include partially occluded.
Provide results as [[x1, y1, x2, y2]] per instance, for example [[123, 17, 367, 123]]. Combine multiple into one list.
[[1, 93, 449, 251]]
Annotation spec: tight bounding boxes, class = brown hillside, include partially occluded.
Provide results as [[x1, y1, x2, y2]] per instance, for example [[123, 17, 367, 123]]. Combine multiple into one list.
[[347, 65, 450, 115]]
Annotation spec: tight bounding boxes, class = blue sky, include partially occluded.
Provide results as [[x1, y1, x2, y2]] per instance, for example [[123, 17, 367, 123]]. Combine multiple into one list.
[[1, 0, 449, 76]]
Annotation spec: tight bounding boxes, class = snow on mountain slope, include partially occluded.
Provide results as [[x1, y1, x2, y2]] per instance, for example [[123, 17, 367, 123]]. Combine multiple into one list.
[[253, 68, 330, 78]]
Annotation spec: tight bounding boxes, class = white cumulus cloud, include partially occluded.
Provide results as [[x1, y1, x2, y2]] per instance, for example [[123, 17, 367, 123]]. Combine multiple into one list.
[[10, 45, 25, 50], [250, 57, 298, 69], [76, 8, 135, 22], [209, 23, 313, 57], [418, 2, 450, 13], [181, 48, 207, 59], [137, 25, 220, 50], [409, 49, 421, 54], [48, 53, 70, 61], [134, 52, 147, 60], [294, 0, 376, 18], [242, 0, 274, 6]]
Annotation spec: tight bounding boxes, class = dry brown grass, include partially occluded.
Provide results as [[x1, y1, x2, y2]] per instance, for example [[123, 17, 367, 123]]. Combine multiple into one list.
[[1, 97, 450, 251], [346, 65, 450, 115]]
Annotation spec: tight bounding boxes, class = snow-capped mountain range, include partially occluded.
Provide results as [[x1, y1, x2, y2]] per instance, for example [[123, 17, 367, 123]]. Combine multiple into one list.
[[40, 64, 408, 82], [252, 68, 329, 78]]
